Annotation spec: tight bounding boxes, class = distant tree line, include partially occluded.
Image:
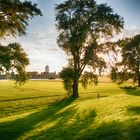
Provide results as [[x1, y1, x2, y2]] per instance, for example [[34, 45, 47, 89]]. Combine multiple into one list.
[[0, 0, 139, 97], [56, 0, 140, 97]]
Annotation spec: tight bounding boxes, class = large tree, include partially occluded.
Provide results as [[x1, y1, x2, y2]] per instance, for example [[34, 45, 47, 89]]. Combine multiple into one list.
[[56, 0, 124, 97], [110, 34, 140, 87], [0, 0, 42, 84]]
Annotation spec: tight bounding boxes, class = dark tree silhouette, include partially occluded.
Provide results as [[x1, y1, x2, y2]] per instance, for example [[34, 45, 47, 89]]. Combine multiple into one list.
[[0, 0, 42, 37], [56, 0, 124, 97], [111, 34, 140, 87], [0, 43, 30, 85], [0, 0, 42, 84]]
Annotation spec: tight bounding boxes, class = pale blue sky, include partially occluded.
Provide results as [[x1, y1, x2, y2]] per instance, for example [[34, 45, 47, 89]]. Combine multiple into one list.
[[7, 0, 140, 73]]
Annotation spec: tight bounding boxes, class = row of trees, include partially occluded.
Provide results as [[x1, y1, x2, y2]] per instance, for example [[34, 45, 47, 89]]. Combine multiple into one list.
[[56, 0, 140, 97], [0, 0, 139, 97], [0, 0, 42, 84]]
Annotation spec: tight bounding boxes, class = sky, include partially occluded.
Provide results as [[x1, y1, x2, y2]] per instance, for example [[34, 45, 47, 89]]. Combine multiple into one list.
[[3, 0, 140, 73]]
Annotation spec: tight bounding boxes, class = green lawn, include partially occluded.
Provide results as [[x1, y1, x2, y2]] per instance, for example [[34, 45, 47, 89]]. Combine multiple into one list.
[[0, 80, 140, 140]]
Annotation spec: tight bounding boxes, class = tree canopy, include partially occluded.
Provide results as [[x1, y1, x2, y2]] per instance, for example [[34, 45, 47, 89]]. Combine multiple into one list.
[[56, 0, 124, 97], [0, 43, 30, 85], [0, 0, 42, 84], [110, 34, 140, 87], [0, 0, 42, 37]]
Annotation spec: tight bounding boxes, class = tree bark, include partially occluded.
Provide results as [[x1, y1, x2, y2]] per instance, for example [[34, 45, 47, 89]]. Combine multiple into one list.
[[73, 52, 80, 98], [72, 80, 79, 98], [137, 64, 140, 87], [138, 72, 140, 87]]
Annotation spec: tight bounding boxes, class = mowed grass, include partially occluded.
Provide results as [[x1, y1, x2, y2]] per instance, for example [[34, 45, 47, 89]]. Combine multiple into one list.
[[0, 80, 66, 118], [0, 80, 140, 140]]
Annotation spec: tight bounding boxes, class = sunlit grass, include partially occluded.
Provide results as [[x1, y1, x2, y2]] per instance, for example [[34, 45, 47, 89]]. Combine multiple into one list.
[[0, 80, 140, 140]]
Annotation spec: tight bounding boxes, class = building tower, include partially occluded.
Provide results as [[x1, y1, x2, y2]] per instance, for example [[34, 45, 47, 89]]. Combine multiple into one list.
[[45, 65, 49, 73]]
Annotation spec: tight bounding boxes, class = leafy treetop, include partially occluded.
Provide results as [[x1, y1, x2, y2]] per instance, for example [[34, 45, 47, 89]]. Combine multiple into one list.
[[0, 0, 42, 37], [56, 0, 124, 97]]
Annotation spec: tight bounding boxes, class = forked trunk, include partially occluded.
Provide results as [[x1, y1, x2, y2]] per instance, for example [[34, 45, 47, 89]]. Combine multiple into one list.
[[72, 80, 79, 98]]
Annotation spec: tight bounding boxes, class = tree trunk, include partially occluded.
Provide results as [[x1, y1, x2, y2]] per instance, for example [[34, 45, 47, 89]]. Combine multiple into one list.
[[138, 72, 140, 87], [72, 80, 79, 98], [137, 64, 140, 87], [73, 53, 80, 98]]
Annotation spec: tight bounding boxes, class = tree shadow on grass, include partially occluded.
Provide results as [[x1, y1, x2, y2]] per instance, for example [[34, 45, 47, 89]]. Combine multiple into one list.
[[29, 109, 96, 140], [0, 97, 97, 140], [127, 106, 140, 115], [31, 103, 140, 140], [84, 120, 140, 140], [123, 106, 140, 140], [82, 121, 123, 140], [0, 97, 76, 140], [128, 121, 140, 140], [0, 96, 140, 140], [28, 118, 140, 140], [120, 86, 140, 96]]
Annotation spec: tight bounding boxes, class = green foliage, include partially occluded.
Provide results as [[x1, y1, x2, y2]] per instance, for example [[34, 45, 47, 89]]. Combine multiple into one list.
[[110, 67, 135, 85], [60, 67, 74, 96], [110, 67, 118, 83], [15, 71, 31, 86], [60, 67, 98, 95], [80, 71, 98, 88], [0, 0, 42, 37], [0, 0, 42, 84], [110, 34, 140, 86], [0, 43, 30, 84], [56, 0, 124, 97]]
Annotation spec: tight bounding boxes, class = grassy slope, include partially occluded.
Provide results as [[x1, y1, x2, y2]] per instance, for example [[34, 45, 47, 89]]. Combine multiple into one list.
[[0, 80, 140, 140]]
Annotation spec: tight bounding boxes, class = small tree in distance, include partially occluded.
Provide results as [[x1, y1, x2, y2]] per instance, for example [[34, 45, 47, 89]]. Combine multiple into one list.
[[56, 0, 124, 97]]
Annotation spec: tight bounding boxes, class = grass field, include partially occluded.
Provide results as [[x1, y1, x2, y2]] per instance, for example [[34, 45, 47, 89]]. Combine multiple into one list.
[[0, 80, 140, 140]]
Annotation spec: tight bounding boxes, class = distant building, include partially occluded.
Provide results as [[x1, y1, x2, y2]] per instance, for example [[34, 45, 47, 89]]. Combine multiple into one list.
[[45, 65, 49, 73], [48, 72, 56, 79], [29, 65, 60, 79], [29, 71, 39, 79]]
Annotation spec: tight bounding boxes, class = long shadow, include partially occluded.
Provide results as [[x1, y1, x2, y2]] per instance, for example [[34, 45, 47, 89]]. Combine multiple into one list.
[[0, 96, 140, 140], [29, 108, 96, 140], [82, 120, 140, 140], [81, 121, 123, 140], [22, 115, 140, 140], [0, 95, 62, 102], [29, 104, 140, 140], [126, 106, 140, 140], [0, 97, 76, 140]]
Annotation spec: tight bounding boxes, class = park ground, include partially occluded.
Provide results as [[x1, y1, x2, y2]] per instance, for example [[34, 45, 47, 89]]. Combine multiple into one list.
[[0, 79, 140, 140]]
